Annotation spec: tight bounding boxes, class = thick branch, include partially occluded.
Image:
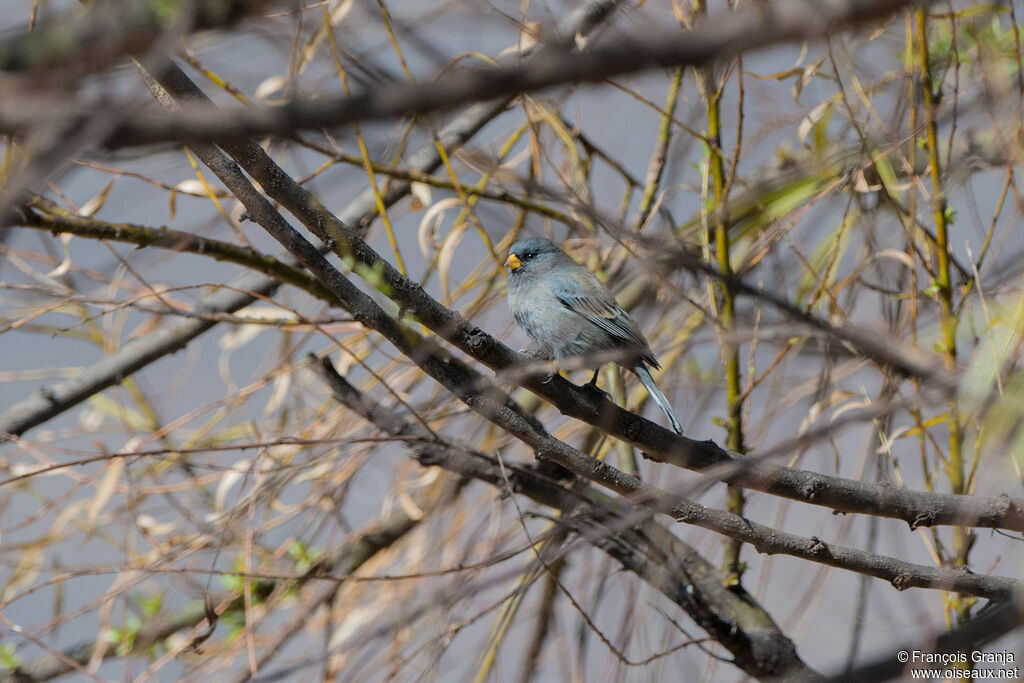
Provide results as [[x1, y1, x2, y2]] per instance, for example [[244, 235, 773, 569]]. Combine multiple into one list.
[[17, 196, 338, 304], [0, 0, 929, 146], [187, 79, 1024, 534], [0, 0, 620, 441], [0, 0, 279, 77], [140, 76, 1023, 609], [138, 3, 1024, 549], [310, 356, 816, 681]]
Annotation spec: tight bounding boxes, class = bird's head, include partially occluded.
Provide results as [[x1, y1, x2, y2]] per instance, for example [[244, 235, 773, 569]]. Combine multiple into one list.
[[504, 237, 564, 277]]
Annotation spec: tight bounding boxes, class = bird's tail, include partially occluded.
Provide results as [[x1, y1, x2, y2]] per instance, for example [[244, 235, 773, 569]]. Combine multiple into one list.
[[634, 363, 683, 435]]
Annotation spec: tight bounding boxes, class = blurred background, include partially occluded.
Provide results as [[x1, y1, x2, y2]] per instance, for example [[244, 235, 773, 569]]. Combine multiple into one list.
[[1, 0, 1023, 680]]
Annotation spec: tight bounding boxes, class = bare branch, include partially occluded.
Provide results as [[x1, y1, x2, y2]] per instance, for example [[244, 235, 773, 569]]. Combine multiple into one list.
[[0, 0, 621, 440], [0, 0, 929, 146], [310, 355, 817, 681]]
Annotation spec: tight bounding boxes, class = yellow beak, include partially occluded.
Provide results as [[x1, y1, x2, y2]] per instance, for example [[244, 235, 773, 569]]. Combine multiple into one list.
[[504, 252, 521, 271]]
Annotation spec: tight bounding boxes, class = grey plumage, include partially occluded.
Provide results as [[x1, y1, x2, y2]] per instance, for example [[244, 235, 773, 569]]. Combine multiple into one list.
[[505, 237, 683, 435]]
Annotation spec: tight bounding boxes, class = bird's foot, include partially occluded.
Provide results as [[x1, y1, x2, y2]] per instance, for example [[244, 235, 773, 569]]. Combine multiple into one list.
[[515, 348, 557, 383], [581, 377, 611, 401], [580, 369, 610, 399]]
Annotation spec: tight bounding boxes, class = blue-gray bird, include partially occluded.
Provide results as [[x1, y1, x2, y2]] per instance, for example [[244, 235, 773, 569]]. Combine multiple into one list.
[[504, 237, 682, 435]]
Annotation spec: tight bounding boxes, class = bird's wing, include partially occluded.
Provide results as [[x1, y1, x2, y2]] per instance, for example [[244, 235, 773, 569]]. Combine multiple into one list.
[[550, 270, 650, 351]]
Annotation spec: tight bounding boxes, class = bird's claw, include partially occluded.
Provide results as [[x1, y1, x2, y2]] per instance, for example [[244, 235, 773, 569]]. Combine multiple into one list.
[[581, 381, 611, 401]]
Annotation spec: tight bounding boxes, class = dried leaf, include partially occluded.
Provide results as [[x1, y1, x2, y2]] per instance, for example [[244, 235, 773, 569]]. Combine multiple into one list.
[[79, 179, 115, 217], [748, 66, 804, 81], [88, 457, 125, 524], [45, 233, 73, 277], [417, 197, 460, 258], [175, 179, 208, 196], [264, 372, 291, 416], [215, 460, 250, 513], [409, 182, 432, 211], [255, 76, 286, 102], [792, 56, 824, 103], [851, 167, 880, 193], [218, 324, 264, 350], [2, 546, 44, 603], [136, 514, 178, 536], [871, 248, 915, 270], [298, 0, 355, 73], [396, 485, 425, 521], [797, 101, 830, 146]]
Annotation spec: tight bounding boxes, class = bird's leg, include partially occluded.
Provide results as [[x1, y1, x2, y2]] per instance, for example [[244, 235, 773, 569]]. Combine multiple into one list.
[[581, 366, 611, 400], [516, 347, 556, 383]]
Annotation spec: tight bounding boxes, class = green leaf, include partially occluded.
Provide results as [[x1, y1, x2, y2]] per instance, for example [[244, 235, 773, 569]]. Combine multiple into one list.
[[288, 541, 322, 574], [942, 206, 957, 226], [139, 593, 162, 618], [0, 643, 21, 671]]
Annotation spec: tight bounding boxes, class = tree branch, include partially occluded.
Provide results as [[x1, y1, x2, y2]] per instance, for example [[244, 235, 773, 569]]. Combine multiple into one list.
[[310, 355, 817, 681], [181, 72, 1024, 534], [0, 0, 622, 441], [2, 476, 465, 682], [0, 0, 930, 146], [16, 196, 338, 304]]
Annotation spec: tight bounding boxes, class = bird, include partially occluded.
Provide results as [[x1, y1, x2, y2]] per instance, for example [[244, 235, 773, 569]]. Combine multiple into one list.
[[504, 237, 683, 435]]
